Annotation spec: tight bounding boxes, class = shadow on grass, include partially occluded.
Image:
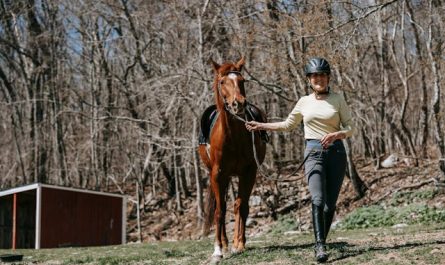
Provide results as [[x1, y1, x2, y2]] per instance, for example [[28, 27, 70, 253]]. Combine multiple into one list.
[[219, 241, 353, 263], [257, 241, 352, 253], [258, 242, 314, 252], [329, 240, 445, 263], [222, 239, 445, 264]]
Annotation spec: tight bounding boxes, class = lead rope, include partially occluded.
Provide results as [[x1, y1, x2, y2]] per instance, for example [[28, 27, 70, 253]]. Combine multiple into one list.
[[244, 106, 313, 181]]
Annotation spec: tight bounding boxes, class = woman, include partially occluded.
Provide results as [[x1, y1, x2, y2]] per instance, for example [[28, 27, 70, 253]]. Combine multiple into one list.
[[246, 57, 353, 263]]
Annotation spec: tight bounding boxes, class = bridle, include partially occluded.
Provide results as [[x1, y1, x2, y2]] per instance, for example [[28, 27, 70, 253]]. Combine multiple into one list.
[[216, 70, 247, 120]]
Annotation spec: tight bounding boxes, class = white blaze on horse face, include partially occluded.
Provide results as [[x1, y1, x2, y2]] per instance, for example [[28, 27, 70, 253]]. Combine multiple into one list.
[[227, 73, 240, 102], [228, 73, 238, 80]]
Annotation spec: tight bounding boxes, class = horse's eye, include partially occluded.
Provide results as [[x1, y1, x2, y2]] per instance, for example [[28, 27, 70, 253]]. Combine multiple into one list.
[[220, 80, 225, 85]]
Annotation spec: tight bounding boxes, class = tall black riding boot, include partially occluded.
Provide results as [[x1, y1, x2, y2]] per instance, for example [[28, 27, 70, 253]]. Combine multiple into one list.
[[324, 209, 336, 240], [312, 204, 328, 263]]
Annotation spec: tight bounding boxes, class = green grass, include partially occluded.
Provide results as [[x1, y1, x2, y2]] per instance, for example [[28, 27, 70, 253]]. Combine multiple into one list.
[[2, 224, 445, 264], [389, 189, 439, 206], [338, 189, 445, 230], [337, 204, 445, 229], [268, 214, 300, 235], [2, 188, 444, 264]]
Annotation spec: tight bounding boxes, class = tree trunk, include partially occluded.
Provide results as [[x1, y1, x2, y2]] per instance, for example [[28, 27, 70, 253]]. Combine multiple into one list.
[[344, 139, 367, 199], [406, 1, 428, 157], [376, 6, 388, 168], [192, 118, 204, 224], [337, 72, 367, 198], [174, 147, 182, 212], [136, 181, 142, 243], [389, 2, 418, 166], [27, 0, 49, 183], [427, 0, 445, 177]]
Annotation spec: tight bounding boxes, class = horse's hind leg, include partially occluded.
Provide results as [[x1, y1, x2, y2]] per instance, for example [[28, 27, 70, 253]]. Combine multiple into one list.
[[232, 168, 256, 253]]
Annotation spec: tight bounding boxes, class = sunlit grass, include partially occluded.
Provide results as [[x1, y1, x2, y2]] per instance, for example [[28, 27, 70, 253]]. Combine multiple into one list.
[[1, 224, 444, 264]]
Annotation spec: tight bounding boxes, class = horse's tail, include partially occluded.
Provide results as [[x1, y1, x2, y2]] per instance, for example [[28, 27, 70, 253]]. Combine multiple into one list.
[[203, 182, 215, 236]]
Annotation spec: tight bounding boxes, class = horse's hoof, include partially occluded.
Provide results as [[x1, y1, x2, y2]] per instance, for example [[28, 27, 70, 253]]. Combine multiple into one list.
[[231, 247, 245, 254], [222, 247, 230, 255], [210, 255, 222, 264]]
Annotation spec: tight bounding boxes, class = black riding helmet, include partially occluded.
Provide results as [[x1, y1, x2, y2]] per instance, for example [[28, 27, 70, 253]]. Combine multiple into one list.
[[304, 57, 331, 76]]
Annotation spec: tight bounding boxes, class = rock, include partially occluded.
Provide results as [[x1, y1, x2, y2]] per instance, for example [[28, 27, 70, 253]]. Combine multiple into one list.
[[381, 154, 398, 168], [392, 223, 408, 229], [284, 230, 301, 235], [250, 195, 262, 206], [430, 248, 441, 254], [331, 220, 340, 229], [246, 218, 257, 227]]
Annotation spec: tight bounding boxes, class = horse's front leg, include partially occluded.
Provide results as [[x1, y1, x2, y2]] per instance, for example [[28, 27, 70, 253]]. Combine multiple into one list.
[[211, 168, 229, 262], [232, 167, 256, 253], [232, 195, 241, 252], [221, 209, 229, 253]]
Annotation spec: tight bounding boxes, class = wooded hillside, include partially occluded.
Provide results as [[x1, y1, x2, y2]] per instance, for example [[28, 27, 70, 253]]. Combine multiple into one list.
[[0, 0, 444, 239]]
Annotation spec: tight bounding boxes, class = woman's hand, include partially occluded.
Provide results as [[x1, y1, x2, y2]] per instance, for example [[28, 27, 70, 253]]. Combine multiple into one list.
[[245, 121, 262, 131], [320, 132, 345, 148]]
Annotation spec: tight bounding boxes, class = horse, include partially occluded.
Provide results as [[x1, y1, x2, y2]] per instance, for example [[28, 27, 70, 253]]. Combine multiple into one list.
[[198, 56, 267, 263]]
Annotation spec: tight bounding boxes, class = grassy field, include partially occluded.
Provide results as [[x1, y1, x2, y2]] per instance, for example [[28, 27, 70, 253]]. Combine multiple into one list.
[[2, 223, 445, 265]]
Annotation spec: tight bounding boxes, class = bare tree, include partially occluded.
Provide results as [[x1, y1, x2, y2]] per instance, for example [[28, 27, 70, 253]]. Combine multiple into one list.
[[1, 0, 444, 241]]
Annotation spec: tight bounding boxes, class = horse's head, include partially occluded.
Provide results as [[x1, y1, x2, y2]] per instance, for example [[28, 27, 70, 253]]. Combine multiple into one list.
[[211, 56, 246, 115]]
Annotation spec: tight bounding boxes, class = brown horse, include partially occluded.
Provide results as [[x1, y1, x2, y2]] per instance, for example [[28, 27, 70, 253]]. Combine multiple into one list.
[[199, 56, 267, 262]]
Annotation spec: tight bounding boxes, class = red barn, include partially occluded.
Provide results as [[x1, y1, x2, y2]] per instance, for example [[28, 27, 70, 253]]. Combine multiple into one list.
[[0, 183, 126, 249]]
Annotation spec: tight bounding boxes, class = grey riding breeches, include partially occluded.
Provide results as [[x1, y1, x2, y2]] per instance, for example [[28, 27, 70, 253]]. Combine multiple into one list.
[[304, 139, 347, 212]]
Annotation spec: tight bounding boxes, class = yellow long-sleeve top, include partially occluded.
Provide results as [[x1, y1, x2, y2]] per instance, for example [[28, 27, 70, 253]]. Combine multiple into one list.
[[275, 92, 354, 139]]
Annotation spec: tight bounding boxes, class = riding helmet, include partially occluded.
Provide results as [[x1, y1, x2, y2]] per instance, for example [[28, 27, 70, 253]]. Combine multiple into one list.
[[304, 57, 331, 76]]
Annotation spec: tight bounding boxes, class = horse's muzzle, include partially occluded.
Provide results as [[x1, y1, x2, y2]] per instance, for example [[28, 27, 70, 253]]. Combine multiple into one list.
[[229, 100, 246, 115]]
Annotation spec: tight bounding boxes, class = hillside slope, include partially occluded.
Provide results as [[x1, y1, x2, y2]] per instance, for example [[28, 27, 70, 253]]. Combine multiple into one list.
[[127, 158, 445, 243]]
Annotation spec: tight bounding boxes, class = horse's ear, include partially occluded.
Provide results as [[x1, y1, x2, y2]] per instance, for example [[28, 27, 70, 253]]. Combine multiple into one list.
[[235, 56, 245, 71], [209, 58, 220, 73]]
